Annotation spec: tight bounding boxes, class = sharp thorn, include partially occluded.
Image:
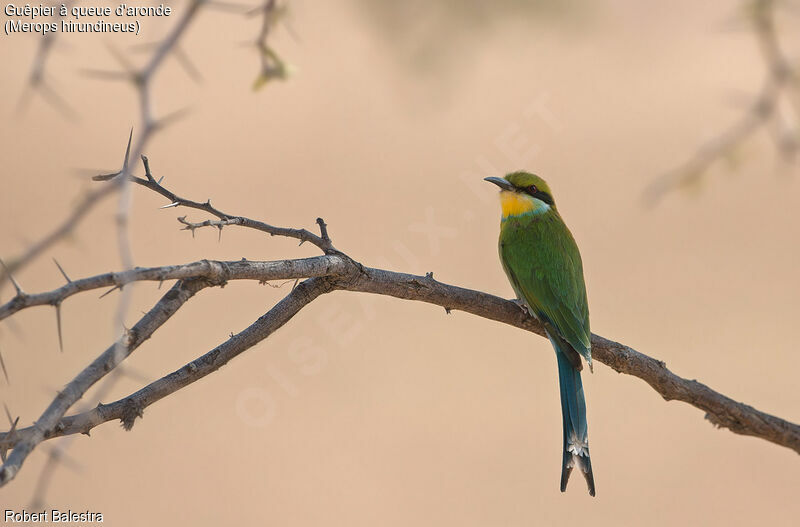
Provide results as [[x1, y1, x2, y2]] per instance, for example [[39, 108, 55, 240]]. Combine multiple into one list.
[[3, 402, 13, 424], [122, 128, 133, 172], [92, 171, 121, 181], [53, 258, 71, 283], [160, 201, 180, 209], [157, 176, 165, 185], [0, 348, 9, 384], [55, 303, 64, 353], [99, 285, 122, 299], [0, 258, 23, 295], [0, 409, 17, 463]]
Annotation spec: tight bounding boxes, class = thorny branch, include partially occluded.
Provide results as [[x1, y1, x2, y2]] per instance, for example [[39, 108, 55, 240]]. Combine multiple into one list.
[[2, 0, 293, 291], [2, 277, 335, 450], [0, 278, 209, 485], [27, 366, 139, 509], [1, 256, 799, 468], [0, 255, 348, 322], [1, 152, 799, 488], [3, 0, 293, 502], [2, 3, 209, 500], [93, 156, 336, 253], [645, 0, 799, 204]]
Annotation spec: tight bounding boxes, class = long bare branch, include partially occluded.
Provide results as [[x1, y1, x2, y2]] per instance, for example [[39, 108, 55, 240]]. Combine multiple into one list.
[[0, 255, 348, 321], [339, 266, 800, 453], [1, 260, 798, 458]]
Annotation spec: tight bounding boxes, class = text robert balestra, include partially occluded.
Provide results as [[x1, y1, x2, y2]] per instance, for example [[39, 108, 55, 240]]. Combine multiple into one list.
[[4, 509, 104, 523]]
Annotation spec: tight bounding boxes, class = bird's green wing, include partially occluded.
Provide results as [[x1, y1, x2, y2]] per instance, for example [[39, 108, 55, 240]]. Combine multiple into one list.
[[500, 215, 591, 360]]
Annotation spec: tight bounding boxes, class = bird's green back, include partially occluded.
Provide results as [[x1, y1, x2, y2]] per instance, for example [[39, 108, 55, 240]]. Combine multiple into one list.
[[499, 211, 591, 362]]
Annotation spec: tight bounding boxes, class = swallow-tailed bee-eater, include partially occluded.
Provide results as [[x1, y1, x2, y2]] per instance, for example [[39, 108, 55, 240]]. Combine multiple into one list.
[[485, 171, 595, 496]]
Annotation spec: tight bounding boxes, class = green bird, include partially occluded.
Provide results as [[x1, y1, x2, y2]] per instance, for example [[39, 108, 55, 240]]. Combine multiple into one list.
[[485, 171, 595, 496]]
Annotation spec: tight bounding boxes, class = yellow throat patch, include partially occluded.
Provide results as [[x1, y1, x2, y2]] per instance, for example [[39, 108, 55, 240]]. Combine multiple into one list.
[[500, 190, 547, 218]]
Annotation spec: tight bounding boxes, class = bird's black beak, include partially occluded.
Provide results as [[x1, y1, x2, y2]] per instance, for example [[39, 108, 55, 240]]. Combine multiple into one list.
[[484, 176, 515, 192]]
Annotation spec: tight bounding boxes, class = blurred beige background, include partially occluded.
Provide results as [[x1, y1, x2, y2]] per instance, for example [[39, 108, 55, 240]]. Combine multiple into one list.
[[1, 0, 799, 525]]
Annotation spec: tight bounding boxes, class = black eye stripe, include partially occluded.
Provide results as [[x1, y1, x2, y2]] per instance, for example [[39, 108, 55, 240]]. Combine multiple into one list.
[[523, 185, 554, 205]]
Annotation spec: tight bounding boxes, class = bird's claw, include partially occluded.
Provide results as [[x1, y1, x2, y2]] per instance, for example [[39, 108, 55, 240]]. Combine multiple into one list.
[[512, 298, 531, 316]]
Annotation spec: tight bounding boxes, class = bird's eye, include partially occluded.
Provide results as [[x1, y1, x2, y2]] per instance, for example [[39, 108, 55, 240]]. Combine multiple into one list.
[[527, 185, 538, 194]]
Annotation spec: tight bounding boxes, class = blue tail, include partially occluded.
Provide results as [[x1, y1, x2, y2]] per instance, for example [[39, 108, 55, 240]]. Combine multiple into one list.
[[552, 335, 595, 496]]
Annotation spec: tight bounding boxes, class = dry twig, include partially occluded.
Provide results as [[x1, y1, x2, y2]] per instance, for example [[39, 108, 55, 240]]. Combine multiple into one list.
[[646, 0, 799, 204]]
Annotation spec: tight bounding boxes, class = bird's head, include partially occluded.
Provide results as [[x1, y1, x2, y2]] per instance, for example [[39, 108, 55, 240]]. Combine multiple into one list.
[[484, 171, 555, 219]]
